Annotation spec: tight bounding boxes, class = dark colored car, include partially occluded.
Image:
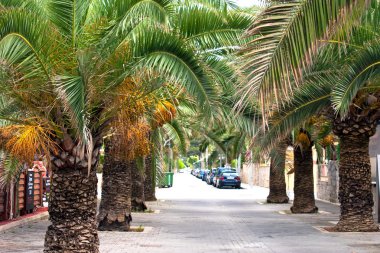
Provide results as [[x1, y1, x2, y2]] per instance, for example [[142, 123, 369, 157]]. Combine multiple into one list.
[[216, 170, 241, 189], [213, 167, 235, 187], [201, 169, 209, 181], [198, 169, 208, 180]]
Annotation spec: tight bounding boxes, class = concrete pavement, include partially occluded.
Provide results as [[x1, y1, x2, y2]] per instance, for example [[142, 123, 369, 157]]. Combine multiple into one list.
[[0, 172, 379, 253]]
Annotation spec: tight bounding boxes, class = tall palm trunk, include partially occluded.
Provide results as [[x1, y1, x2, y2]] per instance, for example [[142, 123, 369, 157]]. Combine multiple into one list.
[[44, 141, 101, 253], [267, 139, 289, 203], [98, 141, 132, 231], [131, 159, 147, 212], [144, 154, 156, 201], [333, 117, 379, 232], [291, 143, 318, 213]]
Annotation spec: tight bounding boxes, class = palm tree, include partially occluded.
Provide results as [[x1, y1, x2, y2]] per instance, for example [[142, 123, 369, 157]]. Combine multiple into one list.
[[98, 79, 153, 229], [238, 0, 380, 231], [0, 0, 184, 251], [267, 138, 289, 204], [144, 153, 157, 201], [235, 0, 367, 208], [98, 139, 132, 231], [97, 0, 250, 232], [236, 0, 369, 119], [291, 120, 334, 213], [143, 100, 183, 202], [291, 128, 318, 213], [126, 0, 254, 195], [131, 158, 148, 211], [257, 19, 380, 227]]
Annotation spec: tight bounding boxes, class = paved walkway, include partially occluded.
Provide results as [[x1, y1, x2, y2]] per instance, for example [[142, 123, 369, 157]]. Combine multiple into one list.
[[1, 172, 380, 253]]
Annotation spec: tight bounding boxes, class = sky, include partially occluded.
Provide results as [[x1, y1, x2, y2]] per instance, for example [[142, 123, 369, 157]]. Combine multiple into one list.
[[234, 0, 262, 7]]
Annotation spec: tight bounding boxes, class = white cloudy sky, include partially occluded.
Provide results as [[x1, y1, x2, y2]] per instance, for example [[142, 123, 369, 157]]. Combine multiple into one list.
[[234, 0, 262, 7]]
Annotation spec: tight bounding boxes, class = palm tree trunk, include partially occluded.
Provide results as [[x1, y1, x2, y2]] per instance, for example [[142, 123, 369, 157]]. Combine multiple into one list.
[[44, 143, 101, 253], [291, 145, 318, 213], [333, 117, 379, 232], [131, 160, 147, 212], [98, 141, 132, 231], [267, 140, 289, 203], [144, 154, 156, 201]]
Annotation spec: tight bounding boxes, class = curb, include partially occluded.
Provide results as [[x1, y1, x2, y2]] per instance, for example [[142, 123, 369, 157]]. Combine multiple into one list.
[[316, 198, 340, 206], [0, 211, 49, 232]]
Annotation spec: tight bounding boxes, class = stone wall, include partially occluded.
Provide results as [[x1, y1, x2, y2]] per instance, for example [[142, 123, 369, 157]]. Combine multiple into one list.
[[316, 161, 339, 203], [240, 163, 250, 184], [240, 163, 270, 187], [241, 155, 294, 194]]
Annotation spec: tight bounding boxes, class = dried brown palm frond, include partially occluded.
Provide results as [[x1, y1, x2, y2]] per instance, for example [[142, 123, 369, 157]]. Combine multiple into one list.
[[108, 118, 151, 161]]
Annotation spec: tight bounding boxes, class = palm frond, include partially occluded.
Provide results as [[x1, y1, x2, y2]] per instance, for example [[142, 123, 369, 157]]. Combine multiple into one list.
[[116, 0, 172, 33], [128, 23, 217, 116], [46, 0, 92, 44], [0, 34, 49, 80], [162, 119, 188, 154], [237, 0, 370, 117], [332, 42, 380, 117], [200, 130, 226, 154], [0, 8, 52, 78], [55, 75, 87, 136], [184, 0, 238, 10], [0, 153, 22, 189], [176, 4, 250, 51], [260, 81, 332, 154]]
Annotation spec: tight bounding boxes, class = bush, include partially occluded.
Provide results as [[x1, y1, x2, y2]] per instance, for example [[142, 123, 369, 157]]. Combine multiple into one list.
[[178, 159, 186, 170]]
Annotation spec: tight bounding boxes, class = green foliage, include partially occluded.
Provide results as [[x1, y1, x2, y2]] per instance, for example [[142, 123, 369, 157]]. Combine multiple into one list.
[[97, 151, 105, 173], [231, 159, 237, 169], [187, 155, 199, 166], [237, 0, 370, 118], [177, 158, 186, 170]]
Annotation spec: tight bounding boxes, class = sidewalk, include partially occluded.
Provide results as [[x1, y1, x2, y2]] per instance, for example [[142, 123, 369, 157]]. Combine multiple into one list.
[[0, 207, 48, 232]]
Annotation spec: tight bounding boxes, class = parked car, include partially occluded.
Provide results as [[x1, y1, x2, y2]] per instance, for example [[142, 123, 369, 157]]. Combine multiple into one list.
[[192, 169, 200, 177], [197, 169, 206, 179], [201, 169, 209, 181], [206, 168, 216, 185], [216, 170, 241, 189], [213, 167, 235, 187]]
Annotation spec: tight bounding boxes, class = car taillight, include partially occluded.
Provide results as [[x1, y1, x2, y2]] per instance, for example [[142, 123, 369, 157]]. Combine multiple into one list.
[[220, 176, 225, 180], [235, 176, 240, 181]]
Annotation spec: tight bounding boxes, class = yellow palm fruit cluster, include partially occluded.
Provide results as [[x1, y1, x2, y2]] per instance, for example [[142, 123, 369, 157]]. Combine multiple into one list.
[[152, 101, 177, 128], [0, 120, 57, 162], [113, 78, 153, 121], [108, 78, 154, 160], [297, 132, 311, 149], [320, 134, 334, 147], [123, 119, 151, 161]]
